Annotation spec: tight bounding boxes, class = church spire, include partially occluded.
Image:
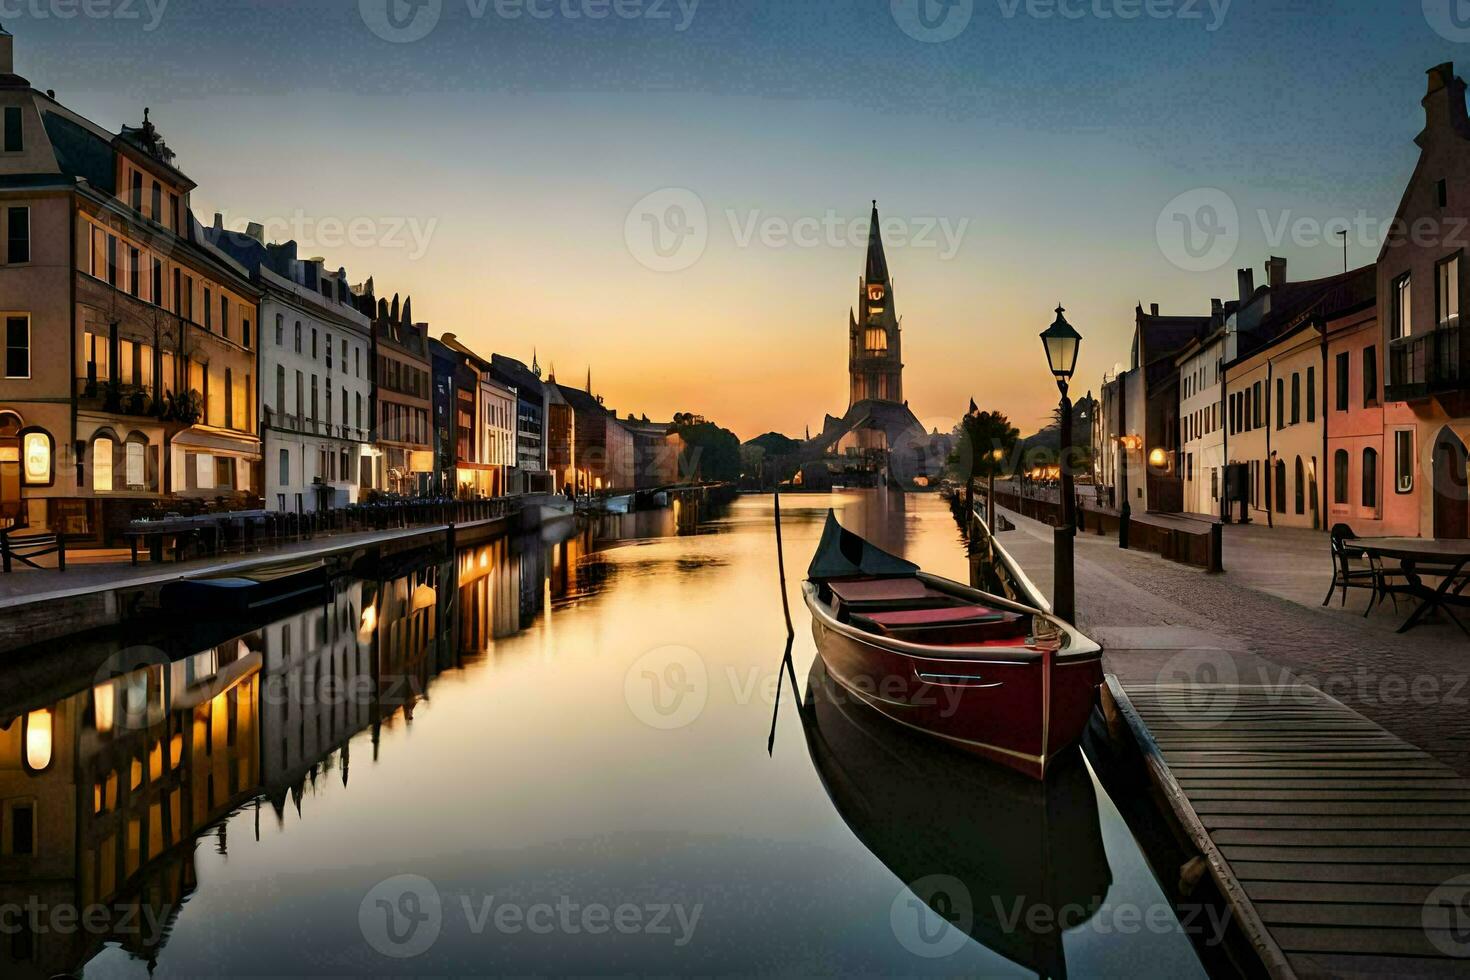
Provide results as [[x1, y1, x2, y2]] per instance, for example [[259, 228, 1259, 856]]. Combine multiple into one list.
[[865, 200, 889, 285], [531, 348, 541, 378]]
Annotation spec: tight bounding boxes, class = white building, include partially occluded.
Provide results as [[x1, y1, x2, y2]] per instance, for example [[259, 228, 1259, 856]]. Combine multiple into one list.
[[206, 219, 373, 512], [1176, 325, 1230, 517]]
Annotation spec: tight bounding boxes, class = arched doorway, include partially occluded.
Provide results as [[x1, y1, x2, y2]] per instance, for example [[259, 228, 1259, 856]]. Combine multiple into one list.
[[0, 411, 21, 528], [1433, 427, 1469, 539]]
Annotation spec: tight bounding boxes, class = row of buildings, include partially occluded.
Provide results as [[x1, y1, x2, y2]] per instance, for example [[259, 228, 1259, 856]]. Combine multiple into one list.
[[0, 28, 683, 545], [1093, 61, 1470, 540]]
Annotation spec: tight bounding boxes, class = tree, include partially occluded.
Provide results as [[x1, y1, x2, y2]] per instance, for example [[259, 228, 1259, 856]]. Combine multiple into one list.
[[957, 405, 1020, 547]]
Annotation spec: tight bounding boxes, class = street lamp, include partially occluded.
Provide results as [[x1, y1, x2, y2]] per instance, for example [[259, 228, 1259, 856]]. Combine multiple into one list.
[[1039, 305, 1082, 623]]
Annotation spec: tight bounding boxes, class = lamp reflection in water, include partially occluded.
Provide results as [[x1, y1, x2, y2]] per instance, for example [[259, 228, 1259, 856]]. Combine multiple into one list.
[[23, 708, 53, 773]]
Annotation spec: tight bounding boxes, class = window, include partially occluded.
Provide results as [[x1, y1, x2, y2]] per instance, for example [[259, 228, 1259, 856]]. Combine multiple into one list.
[[275, 314, 284, 346], [1439, 178, 1449, 209], [1294, 457, 1305, 515], [311, 374, 319, 421], [131, 170, 143, 211], [4, 315, 27, 378], [173, 269, 181, 312], [243, 316, 251, 349], [1438, 254, 1461, 330], [1395, 430, 1415, 493], [220, 296, 229, 338], [3, 106, 21, 152], [1364, 346, 1378, 407], [1335, 352, 1349, 411], [106, 236, 118, 287], [1334, 450, 1349, 504], [275, 364, 285, 416], [295, 370, 304, 422], [10, 802, 34, 855], [224, 368, 234, 429], [1363, 448, 1379, 509], [355, 346, 361, 377], [1252, 381, 1262, 428], [1275, 459, 1286, 513], [128, 247, 140, 296], [1291, 373, 1301, 425], [215, 457, 233, 490], [151, 181, 162, 221], [204, 288, 212, 329], [185, 277, 193, 321], [294, 321, 302, 354], [279, 448, 289, 486], [6, 206, 28, 264], [327, 333, 333, 370], [1211, 467, 1219, 501], [1392, 273, 1412, 340], [151, 257, 162, 304], [342, 386, 348, 426], [92, 436, 113, 491], [356, 391, 363, 429], [1276, 378, 1285, 430], [125, 441, 145, 488], [169, 193, 180, 233], [1306, 367, 1315, 423]]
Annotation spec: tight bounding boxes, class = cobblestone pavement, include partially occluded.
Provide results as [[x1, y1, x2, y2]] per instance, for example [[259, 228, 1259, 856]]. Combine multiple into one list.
[[993, 507, 1470, 776]]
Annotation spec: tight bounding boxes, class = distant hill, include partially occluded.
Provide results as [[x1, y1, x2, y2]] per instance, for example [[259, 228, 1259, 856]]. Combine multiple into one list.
[[744, 432, 802, 456]]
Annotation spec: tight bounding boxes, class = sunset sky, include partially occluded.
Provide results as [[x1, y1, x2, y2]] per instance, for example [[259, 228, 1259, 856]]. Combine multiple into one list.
[[8, 1, 1460, 438]]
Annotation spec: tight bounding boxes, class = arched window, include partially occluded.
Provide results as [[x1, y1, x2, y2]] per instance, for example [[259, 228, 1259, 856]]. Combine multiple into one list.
[[125, 431, 149, 489], [864, 326, 887, 354], [1294, 457, 1306, 515], [92, 434, 114, 491], [1363, 448, 1379, 510], [1334, 450, 1349, 504], [1275, 459, 1286, 513]]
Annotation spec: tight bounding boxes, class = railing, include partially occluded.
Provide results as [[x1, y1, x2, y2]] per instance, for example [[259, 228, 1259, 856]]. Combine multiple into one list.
[[1387, 322, 1468, 401], [955, 494, 1052, 612]]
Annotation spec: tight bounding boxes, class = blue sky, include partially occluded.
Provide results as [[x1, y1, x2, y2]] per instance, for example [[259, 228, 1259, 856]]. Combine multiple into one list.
[[8, 0, 1463, 435]]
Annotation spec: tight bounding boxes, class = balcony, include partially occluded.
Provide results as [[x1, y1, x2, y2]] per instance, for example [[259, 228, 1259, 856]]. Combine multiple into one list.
[[1387, 322, 1469, 402]]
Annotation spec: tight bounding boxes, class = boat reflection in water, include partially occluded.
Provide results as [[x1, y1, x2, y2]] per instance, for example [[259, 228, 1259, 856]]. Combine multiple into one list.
[[799, 656, 1113, 978]]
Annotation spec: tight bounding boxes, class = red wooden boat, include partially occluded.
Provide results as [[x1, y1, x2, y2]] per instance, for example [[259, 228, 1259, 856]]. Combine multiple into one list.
[[802, 510, 1102, 779]]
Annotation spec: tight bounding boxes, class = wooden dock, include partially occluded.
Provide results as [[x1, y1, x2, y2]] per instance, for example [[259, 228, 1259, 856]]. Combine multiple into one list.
[[1112, 680, 1470, 978]]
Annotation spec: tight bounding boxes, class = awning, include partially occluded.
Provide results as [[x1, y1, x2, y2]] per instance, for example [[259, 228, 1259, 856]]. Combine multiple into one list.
[[170, 427, 262, 459]]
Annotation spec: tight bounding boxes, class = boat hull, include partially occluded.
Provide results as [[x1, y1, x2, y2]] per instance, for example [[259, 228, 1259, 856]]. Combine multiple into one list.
[[805, 585, 1102, 780]]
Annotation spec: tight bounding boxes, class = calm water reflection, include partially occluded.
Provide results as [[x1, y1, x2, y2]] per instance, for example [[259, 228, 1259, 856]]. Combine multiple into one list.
[[0, 492, 1206, 977]]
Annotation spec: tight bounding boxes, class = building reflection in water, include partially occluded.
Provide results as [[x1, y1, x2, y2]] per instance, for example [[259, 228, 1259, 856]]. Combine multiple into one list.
[[0, 503, 719, 978]]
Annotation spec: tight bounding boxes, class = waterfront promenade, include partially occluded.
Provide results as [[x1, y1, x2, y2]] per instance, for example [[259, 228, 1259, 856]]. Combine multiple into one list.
[[989, 503, 1470, 776]]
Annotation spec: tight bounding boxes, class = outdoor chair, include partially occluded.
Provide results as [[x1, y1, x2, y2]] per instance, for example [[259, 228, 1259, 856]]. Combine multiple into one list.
[[1323, 524, 1378, 609]]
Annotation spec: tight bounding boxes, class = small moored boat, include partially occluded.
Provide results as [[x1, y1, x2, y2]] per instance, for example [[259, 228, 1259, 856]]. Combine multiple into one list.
[[160, 559, 331, 616], [802, 510, 1102, 779]]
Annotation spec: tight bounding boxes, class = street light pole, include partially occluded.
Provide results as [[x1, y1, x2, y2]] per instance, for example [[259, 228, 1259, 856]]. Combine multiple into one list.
[[1040, 305, 1082, 625]]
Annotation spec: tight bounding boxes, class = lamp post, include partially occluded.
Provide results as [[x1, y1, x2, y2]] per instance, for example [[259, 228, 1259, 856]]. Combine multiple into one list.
[[1040, 305, 1082, 623]]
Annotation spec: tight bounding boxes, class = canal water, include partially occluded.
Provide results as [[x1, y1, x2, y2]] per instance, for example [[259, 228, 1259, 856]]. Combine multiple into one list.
[[0, 492, 1208, 977]]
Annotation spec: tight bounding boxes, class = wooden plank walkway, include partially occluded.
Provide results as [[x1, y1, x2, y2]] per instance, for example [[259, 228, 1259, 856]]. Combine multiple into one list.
[[1116, 682, 1470, 978]]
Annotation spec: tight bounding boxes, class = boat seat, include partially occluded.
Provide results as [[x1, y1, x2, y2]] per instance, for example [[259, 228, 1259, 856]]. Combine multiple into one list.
[[852, 607, 1030, 645]]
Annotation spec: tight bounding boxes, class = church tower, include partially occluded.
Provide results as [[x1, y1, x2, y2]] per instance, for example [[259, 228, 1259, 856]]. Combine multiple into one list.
[[848, 201, 903, 408]]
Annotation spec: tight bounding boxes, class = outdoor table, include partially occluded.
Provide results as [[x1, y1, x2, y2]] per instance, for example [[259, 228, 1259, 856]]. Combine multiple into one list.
[[1350, 537, 1470, 636], [126, 510, 267, 565]]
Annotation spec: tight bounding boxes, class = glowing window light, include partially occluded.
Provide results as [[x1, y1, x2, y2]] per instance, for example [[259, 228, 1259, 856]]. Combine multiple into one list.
[[23, 431, 51, 485], [1149, 448, 1168, 468], [93, 682, 115, 733], [25, 709, 53, 772]]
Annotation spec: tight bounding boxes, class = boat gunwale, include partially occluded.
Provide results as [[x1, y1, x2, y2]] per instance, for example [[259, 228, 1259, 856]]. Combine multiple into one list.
[[802, 576, 1102, 664]]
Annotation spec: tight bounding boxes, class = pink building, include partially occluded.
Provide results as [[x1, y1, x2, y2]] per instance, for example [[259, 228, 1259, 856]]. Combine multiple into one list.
[[1324, 303, 1419, 536]]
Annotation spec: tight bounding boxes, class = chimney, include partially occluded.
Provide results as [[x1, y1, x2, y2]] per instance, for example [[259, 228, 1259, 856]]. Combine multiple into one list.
[[246, 221, 265, 244], [1238, 267, 1255, 304], [212, 212, 224, 233], [1150, 303, 1159, 317], [1266, 256, 1288, 289], [1211, 297, 1223, 322], [0, 24, 13, 77], [1423, 63, 1470, 140]]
